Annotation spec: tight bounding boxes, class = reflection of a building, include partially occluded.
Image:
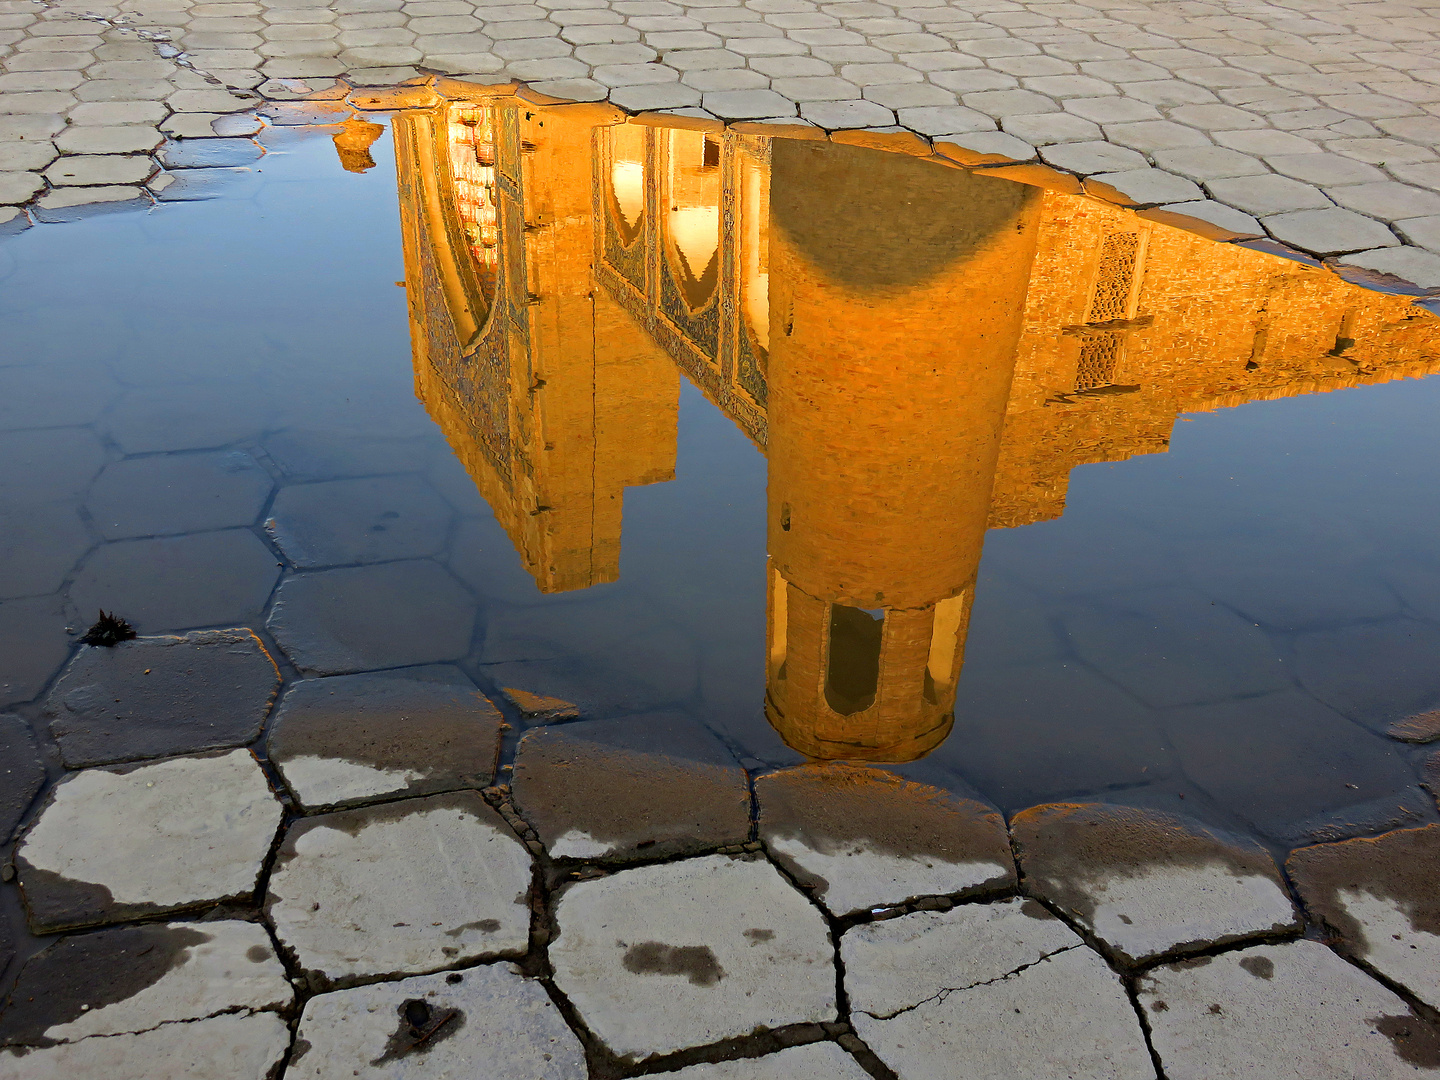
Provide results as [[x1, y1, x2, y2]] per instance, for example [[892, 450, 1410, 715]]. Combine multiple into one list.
[[394, 98, 1440, 763]]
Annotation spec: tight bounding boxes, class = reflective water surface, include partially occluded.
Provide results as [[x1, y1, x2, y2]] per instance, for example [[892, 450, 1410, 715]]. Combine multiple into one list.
[[4, 95, 1440, 859]]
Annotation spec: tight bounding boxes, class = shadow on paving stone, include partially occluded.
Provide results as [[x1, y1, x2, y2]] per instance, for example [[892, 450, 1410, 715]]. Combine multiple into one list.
[[265, 791, 532, 988], [42, 630, 280, 768], [511, 713, 750, 864], [756, 763, 1015, 917], [1287, 823, 1440, 1010], [268, 673, 503, 813], [1011, 803, 1299, 967], [0, 920, 291, 1049], [289, 965, 585, 1080], [0, 715, 44, 842], [14, 749, 282, 933]]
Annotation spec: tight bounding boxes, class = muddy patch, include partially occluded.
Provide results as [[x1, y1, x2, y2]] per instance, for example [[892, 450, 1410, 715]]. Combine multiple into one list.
[[1374, 1013, 1440, 1068], [372, 998, 464, 1063], [622, 942, 725, 987], [1287, 824, 1440, 944]]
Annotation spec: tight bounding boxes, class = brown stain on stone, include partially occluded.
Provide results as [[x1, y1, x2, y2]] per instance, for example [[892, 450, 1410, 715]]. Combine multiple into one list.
[[246, 944, 271, 962], [372, 998, 464, 1064], [1287, 824, 1440, 952], [444, 919, 500, 938], [1020, 899, 1056, 921], [0, 924, 212, 1046], [1374, 1013, 1440, 1068], [1238, 955, 1274, 979], [743, 929, 774, 943], [621, 942, 725, 987]]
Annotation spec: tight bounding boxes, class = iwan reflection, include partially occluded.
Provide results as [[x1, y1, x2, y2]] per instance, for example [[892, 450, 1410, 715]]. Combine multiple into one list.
[[390, 97, 1440, 766]]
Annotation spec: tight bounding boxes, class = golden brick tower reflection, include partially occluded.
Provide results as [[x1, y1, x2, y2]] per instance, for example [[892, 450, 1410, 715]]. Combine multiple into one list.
[[390, 95, 1440, 763]]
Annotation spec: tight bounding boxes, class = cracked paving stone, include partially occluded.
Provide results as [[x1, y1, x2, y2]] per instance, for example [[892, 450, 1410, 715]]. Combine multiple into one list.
[[86, 450, 274, 540], [1287, 824, 1440, 1010], [42, 155, 157, 188], [843, 897, 1154, 1080], [511, 713, 749, 863], [0, 921, 292, 1048], [268, 673, 502, 812], [662, 1043, 873, 1078], [0, 1012, 291, 1080], [1263, 207, 1400, 257], [288, 964, 586, 1079], [1138, 940, 1440, 1079], [756, 763, 1014, 917], [266, 791, 532, 987], [0, 715, 43, 842], [14, 749, 283, 934], [549, 854, 836, 1060], [266, 560, 477, 675], [265, 475, 454, 569], [1011, 803, 1299, 967], [42, 629, 280, 769]]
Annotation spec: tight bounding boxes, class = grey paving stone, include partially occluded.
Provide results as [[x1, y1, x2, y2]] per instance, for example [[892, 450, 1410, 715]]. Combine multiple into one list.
[[934, 129, 1034, 164], [0, 1012, 290, 1079], [69, 529, 282, 635], [87, 450, 273, 539], [1328, 180, 1440, 220], [1121, 79, 1219, 107], [15, 748, 282, 933], [31, 183, 148, 220], [863, 82, 954, 108], [1145, 199, 1264, 241], [0, 713, 43, 842], [265, 475, 454, 569], [1151, 144, 1271, 180], [1138, 940, 1439, 1079], [0, 171, 44, 205], [43, 629, 280, 769], [609, 82, 701, 109], [0, 921, 292, 1047], [757, 763, 1012, 917], [1205, 173, 1335, 215], [702, 87, 796, 118], [550, 855, 836, 1059], [1337, 246, 1440, 290], [1039, 138, 1145, 174], [0, 141, 56, 171], [845, 898, 1153, 1080], [269, 673, 502, 812], [1287, 824, 1440, 1009], [1169, 102, 1268, 131], [1063, 96, 1160, 124], [265, 560, 477, 675], [1002, 111, 1099, 144], [266, 791, 532, 986], [512, 713, 748, 863], [43, 154, 157, 187], [289, 965, 586, 1079], [771, 75, 862, 100], [158, 137, 264, 166], [52, 125, 164, 154], [1268, 151, 1387, 186], [961, 87, 1058, 117], [896, 103, 992, 135], [1105, 119, 1213, 152], [685, 68, 768, 91], [799, 98, 893, 127], [0, 206, 28, 237], [1011, 803, 1298, 967], [1265, 206, 1400, 255], [1086, 167, 1202, 205]]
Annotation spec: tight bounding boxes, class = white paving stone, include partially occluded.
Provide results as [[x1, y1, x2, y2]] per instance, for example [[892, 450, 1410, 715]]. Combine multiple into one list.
[[549, 855, 836, 1060], [1138, 941, 1438, 1079], [15, 749, 282, 933], [844, 898, 1154, 1080], [266, 791, 532, 985], [289, 965, 586, 1079], [1265, 206, 1400, 255], [661, 1043, 873, 1079]]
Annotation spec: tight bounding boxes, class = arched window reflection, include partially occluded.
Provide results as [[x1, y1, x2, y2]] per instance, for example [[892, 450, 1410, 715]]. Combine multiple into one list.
[[825, 604, 883, 716], [448, 105, 500, 303], [608, 124, 646, 246], [666, 130, 721, 311]]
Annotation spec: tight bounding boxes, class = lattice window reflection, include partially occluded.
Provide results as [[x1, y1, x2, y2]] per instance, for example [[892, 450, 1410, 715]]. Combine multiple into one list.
[[1075, 330, 1123, 392], [449, 106, 500, 302], [1087, 231, 1140, 322]]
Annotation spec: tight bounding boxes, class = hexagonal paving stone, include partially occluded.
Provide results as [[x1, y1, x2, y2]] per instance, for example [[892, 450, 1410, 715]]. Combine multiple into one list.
[[15, 749, 283, 933], [1287, 824, 1440, 1010], [86, 451, 274, 540], [0, 502, 93, 601], [844, 898, 1153, 1080], [288, 965, 586, 1080], [266, 792, 532, 987], [511, 713, 750, 863], [0, 921, 292, 1048], [757, 764, 1014, 917], [0, 428, 107, 507], [42, 629, 281, 768], [549, 855, 836, 1060], [662, 1044, 873, 1079], [0, 594, 72, 709], [1011, 803, 1299, 966], [265, 475, 453, 569], [68, 529, 283, 634], [1138, 940, 1440, 1079], [266, 560, 477, 675], [0, 714, 44, 842], [268, 673, 502, 812]]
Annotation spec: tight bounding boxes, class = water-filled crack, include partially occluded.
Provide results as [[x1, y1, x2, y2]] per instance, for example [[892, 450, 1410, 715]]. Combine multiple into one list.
[[859, 944, 1083, 1022]]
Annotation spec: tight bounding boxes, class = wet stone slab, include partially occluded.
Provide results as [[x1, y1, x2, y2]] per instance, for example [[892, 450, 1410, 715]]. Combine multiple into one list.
[[266, 791, 532, 987], [1011, 803, 1299, 966], [500, 687, 579, 726], [1137, 940, 1440, 1079], [289, 964, 585, 1080], [0, 1012, 291, 1080], [42, 630, 281, 768], [661, 1044, 873, 1079], [1388, 711, 1440, 745], [0, 715, 44, 842], [265, 475, 454, 569], [756, 763, 1014, 917], [511, 713, 749, 863], [268, 673, 502, 812], [843, 898, 1154, 1080], [1287, 824, 1440, 1010], [15, 749, 282, 933], [549, 854, 836, 1060], [0, 920, 292, 1048]]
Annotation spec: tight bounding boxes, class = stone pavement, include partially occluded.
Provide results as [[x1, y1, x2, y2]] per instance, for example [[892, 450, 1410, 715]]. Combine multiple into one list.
[[5, 0, 1440, 287]]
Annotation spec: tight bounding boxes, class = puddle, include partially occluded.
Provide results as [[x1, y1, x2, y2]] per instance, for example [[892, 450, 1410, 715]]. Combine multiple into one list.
[[2, 87, 1439, 869]]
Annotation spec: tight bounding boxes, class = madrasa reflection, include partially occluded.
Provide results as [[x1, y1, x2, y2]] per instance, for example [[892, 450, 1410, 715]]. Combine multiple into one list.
[[391, 97, 1440, 764]]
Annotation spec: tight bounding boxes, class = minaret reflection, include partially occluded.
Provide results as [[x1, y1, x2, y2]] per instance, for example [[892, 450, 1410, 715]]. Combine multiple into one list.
[[390, 95, 1440, 763]]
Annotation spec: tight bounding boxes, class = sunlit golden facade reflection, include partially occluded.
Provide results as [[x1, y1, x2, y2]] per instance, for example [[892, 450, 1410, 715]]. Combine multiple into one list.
[[391, 95, 1440, 762]]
